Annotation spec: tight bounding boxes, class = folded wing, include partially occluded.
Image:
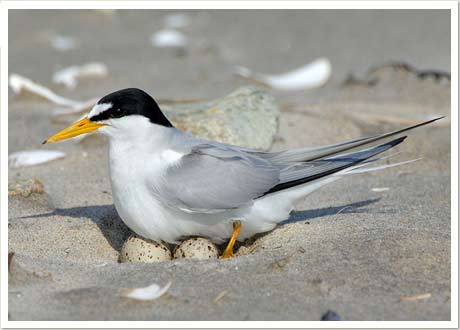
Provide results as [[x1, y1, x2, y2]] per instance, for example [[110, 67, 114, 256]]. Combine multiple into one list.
[[158, 145, 280, 214], [156, 117, 442, 214]]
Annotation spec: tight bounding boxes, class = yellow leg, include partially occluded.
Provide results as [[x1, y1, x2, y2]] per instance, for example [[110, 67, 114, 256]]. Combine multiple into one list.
[[220, 220, 242, 259]]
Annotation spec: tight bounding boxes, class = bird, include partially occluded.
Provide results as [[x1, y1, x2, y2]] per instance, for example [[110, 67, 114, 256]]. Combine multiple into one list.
[[44, 88, 443, 258]]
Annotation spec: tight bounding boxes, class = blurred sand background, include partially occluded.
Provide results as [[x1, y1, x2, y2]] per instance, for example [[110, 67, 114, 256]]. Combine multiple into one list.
[[8, 10, 451, 320]]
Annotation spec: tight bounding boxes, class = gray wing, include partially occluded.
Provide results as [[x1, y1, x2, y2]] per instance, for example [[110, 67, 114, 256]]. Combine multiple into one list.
[[158, 144, 280, 214], [267, 136, 406, 194], [156, 137, 402, 214], [156, 117, 442, 213]]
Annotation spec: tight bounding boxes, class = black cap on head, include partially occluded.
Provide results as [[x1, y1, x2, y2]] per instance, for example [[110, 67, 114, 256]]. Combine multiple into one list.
[[89, 88, 173, 127]]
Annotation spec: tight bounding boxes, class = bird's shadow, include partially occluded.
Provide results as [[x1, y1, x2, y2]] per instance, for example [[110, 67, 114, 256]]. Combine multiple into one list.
[[18, 204, 131, 252], [281, 198, 385, 225], [18, 198, 388, 252]]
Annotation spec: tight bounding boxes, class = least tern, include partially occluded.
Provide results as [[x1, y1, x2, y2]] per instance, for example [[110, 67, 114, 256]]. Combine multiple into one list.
[[44, 88, 442, 258]]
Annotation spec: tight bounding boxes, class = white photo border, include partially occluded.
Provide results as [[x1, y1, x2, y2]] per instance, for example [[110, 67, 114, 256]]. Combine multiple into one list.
[[0, 1, 457, 328]]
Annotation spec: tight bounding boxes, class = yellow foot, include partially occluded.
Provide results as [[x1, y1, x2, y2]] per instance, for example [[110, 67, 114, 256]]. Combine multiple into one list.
[[219, 250, 235, 259], [219, 220, 241, 259]]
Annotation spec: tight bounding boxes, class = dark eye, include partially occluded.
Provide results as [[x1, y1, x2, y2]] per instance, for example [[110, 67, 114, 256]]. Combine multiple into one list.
[[111, 108, 123, 118]]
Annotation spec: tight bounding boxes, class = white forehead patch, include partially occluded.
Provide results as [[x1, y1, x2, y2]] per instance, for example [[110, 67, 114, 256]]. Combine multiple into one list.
[[88, 102, 112, 118]]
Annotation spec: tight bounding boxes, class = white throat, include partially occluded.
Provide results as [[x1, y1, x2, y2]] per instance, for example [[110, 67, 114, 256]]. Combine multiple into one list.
[[99, 115, 176, 150]]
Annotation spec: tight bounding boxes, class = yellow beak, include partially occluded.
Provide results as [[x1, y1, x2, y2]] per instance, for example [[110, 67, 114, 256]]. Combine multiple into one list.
[[43, 117, 106, 144]]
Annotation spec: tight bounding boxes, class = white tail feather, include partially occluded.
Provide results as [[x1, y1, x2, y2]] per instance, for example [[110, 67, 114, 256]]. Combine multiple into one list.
[[338, 158, 422, 175]]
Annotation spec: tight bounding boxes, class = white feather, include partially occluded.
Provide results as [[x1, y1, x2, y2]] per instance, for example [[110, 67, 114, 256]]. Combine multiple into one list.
[[9, 73, 100, 116], [372, 187, 390, 192], [50, 35, 77, 51], [9, 74, 80, 107], [53, 63, 108, 89], [120, 281, 171, 301], [341, 158, 422, 175], [9, 150, 66, 168], [235, 58, 332, 91], [150, 29, 188, 48]]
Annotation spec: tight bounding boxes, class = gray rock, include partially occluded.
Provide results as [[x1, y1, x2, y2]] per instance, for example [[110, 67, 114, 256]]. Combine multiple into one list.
[[162, 86, 280, 151]]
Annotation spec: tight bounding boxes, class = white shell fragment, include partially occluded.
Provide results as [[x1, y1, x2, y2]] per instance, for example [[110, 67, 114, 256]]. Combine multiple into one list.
[[53, 63, 108, 89], [120, 281, 172, 301], [9, 74, 80, 107], [371, 187, 390, 192], [120, 234, 172, 263], [164, 13, 190, 29], [151, 29, 188, 48], [9, 150, 66, 168], [173, 237, 219, 260], [235, 58, 332, 91], [50, 35, 77, 51]]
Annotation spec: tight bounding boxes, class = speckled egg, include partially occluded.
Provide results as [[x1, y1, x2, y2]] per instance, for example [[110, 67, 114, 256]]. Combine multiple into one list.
[[173, 237, 219, 260], [119, 234, 171, 263]]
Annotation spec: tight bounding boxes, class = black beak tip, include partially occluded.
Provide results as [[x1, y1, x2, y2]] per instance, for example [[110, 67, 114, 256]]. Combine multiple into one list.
[[42, 139, 47, 145]]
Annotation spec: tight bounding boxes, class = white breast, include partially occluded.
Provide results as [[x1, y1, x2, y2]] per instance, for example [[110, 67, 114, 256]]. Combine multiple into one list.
[[107, 134, 182, 236]]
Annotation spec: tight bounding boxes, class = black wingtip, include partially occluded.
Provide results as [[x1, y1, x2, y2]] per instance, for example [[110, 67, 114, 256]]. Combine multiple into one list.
[[388, 135, 407, 147], [42, 140, 47, 145], [263, 135, 409, 196], [386, 116, 445, 139], [428, 116, 445, 123]]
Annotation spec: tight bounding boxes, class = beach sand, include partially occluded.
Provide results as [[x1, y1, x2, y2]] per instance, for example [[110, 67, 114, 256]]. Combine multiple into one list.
[[8, 10, 451, 320]]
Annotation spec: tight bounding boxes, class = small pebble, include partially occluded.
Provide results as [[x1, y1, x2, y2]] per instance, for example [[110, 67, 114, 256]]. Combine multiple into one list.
[[173, 237, 219, 260], [8, 178, 44, 197], [8, 252, 15, 271], [119, 234, 171, 263], [321, 310, 342, 321]]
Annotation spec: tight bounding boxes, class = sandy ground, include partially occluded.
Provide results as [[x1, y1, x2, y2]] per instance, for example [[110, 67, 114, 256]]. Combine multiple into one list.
[[8, 10, 451, 321]]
